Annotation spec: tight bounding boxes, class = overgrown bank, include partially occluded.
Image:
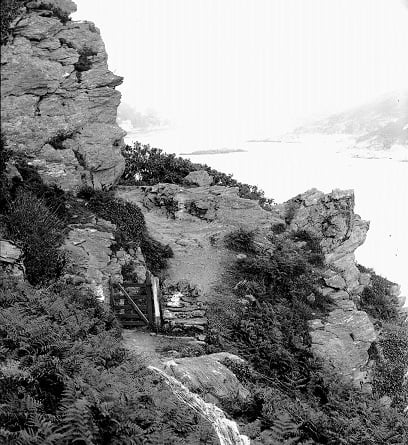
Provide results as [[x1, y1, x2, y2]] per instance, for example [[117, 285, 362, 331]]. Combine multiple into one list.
[[206, 228, 408, 444]]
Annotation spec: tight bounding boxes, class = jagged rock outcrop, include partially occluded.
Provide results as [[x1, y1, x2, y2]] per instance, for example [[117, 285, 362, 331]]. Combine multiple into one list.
[[1, 0, 125, 191], [278, 188, 377, 389]]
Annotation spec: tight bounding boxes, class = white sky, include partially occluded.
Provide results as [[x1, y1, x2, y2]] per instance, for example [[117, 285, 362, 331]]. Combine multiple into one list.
[[73, 0, 408, 138]]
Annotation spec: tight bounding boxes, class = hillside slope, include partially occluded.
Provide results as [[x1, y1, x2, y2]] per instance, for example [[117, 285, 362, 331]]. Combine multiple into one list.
[[293, 91, 408, 159]]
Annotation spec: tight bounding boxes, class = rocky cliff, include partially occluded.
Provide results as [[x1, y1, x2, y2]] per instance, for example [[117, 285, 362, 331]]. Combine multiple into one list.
[[276, 189, 376, 389], [1, 0, 125, 190]]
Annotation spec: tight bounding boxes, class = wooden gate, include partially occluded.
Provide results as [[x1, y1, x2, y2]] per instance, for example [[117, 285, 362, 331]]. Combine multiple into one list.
[[110, 273, 161, 329]]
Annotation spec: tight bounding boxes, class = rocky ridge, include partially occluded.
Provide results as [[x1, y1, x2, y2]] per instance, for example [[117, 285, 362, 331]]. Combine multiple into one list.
[[1, 0, 125, 190], [276, 189, 376, 388]]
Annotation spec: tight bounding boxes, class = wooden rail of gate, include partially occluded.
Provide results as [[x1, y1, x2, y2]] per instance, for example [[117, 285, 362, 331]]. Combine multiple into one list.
[[110, 273, 162, 329]]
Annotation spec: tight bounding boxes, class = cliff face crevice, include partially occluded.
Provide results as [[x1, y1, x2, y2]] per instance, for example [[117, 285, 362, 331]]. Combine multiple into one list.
[[1, 0, 125, 190]]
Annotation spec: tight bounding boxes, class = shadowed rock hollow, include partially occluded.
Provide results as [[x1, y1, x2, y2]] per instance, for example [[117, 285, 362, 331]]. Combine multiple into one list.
[[1, 0, 125, 190]]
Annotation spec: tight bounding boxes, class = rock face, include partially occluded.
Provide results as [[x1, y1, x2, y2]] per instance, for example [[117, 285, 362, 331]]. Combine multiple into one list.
[[62, 218, 147, 303], [1, 0, 125, 191], [162, 352, 251, 408], [278, 189, 377, 388]]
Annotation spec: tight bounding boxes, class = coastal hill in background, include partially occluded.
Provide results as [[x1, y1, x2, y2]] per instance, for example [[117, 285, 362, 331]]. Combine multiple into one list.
[[292, 90, 408, 159]]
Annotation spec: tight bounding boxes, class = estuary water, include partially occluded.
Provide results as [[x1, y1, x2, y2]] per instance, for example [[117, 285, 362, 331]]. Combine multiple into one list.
[[127, 130, 408, 300]]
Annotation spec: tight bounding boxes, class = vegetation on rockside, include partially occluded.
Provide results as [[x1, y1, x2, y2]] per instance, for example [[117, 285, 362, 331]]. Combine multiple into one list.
[[121, 141, 274, 209], [0, 279, 217, 444], [77, 187, 173, 276], [0, 136, 172, 283], [206, 228, 408, 444], [0, 139, 212, 443], [357, 264, 401, 321]]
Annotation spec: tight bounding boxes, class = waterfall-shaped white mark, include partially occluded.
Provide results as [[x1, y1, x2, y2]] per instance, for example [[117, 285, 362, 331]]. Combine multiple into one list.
[[149, 365, 250, 445]]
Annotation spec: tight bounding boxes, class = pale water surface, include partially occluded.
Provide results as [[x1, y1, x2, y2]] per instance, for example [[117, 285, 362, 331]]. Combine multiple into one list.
[[128, 130, 408, 300]]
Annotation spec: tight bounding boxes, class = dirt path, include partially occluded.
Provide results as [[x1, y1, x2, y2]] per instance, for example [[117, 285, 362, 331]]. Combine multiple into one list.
[[122, 329, 203, 366]]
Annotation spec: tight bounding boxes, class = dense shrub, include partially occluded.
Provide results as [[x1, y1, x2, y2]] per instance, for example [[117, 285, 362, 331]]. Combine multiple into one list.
[[224, 228, 256, 253], [373, 323, 408, 408], [4, 190, 66, 285], [78, 188, 173, 275], [0, 280, 217, 444], [357, 265, 400, 321], [121, 142, 274, 208]]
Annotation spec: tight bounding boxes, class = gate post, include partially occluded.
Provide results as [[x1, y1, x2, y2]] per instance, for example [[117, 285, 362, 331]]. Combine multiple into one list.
[[146, 271, 161, 328]]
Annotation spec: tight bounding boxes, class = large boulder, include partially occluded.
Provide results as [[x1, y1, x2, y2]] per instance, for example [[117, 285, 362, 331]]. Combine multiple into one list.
[[184, 170, 213, 187], [1, 1, 125, 191], [162, 353, 251, 408]]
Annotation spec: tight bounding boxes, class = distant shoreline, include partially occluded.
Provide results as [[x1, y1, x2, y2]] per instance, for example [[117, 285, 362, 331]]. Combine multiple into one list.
[[180, 148, 247, 155], [246, 138, 300, 143]]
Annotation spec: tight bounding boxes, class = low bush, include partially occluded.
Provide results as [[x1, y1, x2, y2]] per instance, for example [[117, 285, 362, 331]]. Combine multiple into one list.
[[224, 228, 256, 253], [120, 142, 274, 208], [0, 280, 217, 444], [4, 190, 66, 285], [290, 229, 325, 267], [357, 265, 400, 321]]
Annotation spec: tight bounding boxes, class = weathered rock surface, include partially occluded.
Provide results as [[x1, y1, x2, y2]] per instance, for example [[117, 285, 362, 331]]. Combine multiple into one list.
[[184, 170, 213, 187], [62, 218, 147, 302], [0, 240, 25, 280], [278, 188, 376, 388], [1, 0, 125, 191], [162, 352, 251, 408]]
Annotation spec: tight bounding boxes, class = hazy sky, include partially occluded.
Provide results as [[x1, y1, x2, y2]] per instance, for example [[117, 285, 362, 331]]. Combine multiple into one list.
[[73, 0, 408, 138]]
